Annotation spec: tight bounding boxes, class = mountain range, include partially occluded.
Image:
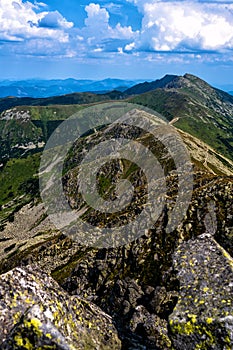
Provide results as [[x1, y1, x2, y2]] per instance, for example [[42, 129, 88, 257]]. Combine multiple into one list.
[[0, 76, 232, 99], [0, 78, 144, 98], [0, 73, 233, 349], [1, 73, 233, 164]]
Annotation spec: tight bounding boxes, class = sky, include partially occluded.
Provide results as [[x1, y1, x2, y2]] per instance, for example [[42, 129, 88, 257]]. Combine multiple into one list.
[[1, 0, 233, 85]]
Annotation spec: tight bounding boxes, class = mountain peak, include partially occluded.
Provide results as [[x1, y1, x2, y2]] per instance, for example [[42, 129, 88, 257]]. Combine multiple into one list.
[[183, 73, 197, 79], [125, 73, 217, 97], [125, 74, 178, 95], [129, 73, 233, 163], [181, 73, 214, 90]]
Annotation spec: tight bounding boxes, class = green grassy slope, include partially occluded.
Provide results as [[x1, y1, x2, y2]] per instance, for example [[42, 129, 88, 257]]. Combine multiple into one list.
[[0, 90, 124, 113], [130, 74, 233, 161], [0, 153, 40, 223]]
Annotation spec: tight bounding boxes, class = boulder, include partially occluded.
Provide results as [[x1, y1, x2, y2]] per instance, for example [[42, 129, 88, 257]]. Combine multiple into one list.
[[169, 233, 233, 349], [0, 267, 121, 349]]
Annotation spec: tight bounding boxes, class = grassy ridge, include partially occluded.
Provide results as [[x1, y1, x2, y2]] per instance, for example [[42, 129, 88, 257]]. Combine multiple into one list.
[[129, 75, 233, 162]]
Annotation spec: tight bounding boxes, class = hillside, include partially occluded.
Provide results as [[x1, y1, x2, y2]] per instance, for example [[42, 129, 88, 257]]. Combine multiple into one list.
[[2, 73, 232, 165], [0, 76, 233, 349], [0, 90, 124, 113], [129, 73, 233, 162]]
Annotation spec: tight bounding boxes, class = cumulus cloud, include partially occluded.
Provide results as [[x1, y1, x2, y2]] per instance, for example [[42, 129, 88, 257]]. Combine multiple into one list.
[[78, 2, 137, 53], [0, 0, 73, 45], [85, 3, 110, 27], [38, 11, 73, 29], [85, 3, 136, 39], [1, 0, 233, 63], [126, 0, 233, 52]]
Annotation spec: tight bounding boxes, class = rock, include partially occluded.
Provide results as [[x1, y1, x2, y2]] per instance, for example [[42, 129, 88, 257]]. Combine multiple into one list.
[[147, 286, 178, 318], [169, 233, 233, 349], [130, 305, 172, 349], [0, 267, 121, 349], [0, 110, 233, 349], [1, 174, 232, 348], [62, 243, 178, 349]]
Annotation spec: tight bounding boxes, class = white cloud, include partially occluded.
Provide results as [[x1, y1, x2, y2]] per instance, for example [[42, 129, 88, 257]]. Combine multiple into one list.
[[125, 42, 136, 51], [0, 0, 73, 44], [1, 0, 233, 64], [34, 1, 47, 8], [85, 3, 110, 28], [39, 11, 73, 29], [127, 0, 233, 52], [80, 3, 137, 46]]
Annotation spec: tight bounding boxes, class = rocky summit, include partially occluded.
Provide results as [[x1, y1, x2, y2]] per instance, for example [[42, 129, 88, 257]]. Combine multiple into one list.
[[0, 74, 233, 349]]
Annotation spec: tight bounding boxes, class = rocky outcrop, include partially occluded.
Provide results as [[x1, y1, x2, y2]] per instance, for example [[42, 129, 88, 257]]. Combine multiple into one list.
[[0, 172, 232, 348], [1, 234, 233, 350], [169, 234, 233, 349], [0, 267, 121, 349]]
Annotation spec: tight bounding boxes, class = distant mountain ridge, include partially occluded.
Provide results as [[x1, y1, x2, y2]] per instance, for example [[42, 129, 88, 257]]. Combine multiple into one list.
[[0, 78, 144, 98], [1, 76, 233, 99]]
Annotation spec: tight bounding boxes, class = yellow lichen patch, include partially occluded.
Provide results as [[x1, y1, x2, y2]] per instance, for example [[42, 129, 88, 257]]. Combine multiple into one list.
[[14, 335, 33, 350], [189, 259, 195, 266], [206, 318, 213, 324], [23, 317, 43, 337], [187, 314, 197, 323], [30, 317, 42, 329], [172, 321, 217, 349], [11, 300, 18, 308], [225, 336, 231, 344], [170, 234, 233, 349], [14, 335, 24, 347], [25, 298, 32, 304], [172, 321, 196, 335], [221, 248, 233, 269], [13, 311, 21, 324]]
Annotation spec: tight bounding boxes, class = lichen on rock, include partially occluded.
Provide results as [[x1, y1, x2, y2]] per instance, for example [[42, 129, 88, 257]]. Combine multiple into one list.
[[0, 267, 121, 349], [169, 233, 233, 349]]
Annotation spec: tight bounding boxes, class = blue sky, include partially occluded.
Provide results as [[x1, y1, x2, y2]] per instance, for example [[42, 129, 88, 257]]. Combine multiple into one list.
[[1, 0, 233, 85]]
